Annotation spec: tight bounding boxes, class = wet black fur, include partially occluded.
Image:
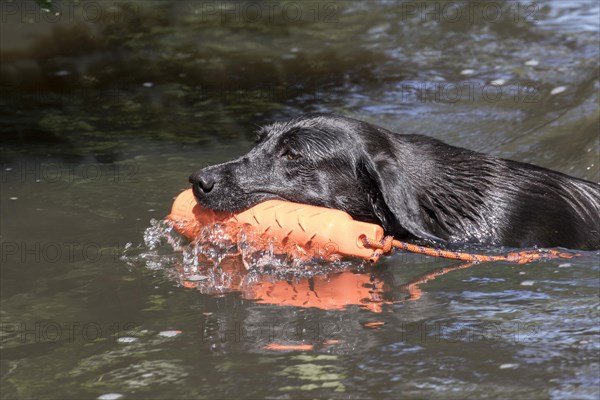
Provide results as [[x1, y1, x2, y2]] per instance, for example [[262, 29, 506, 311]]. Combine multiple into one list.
[[189, 113, 600, 250]]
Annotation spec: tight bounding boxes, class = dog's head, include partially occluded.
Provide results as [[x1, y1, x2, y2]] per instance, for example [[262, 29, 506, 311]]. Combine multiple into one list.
[[189, 113, 440, 241]]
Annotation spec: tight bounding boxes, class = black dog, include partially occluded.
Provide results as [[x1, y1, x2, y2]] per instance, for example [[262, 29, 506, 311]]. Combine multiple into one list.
[[189, 113, 600, 250]]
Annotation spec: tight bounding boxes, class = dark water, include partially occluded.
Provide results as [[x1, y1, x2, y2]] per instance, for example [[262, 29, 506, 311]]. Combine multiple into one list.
[[1, 1, 599, 399]]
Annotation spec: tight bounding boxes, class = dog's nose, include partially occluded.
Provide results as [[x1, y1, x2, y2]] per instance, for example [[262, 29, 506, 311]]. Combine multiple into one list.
[[189, 172, 215, 193], [198, 176, 215, 193]]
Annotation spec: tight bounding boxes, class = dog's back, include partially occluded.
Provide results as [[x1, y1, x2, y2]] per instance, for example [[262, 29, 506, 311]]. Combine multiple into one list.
[[399, 133, 600, 249]]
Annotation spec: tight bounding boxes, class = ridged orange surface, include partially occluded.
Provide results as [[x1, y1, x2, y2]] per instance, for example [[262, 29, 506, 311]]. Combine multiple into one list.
[[167, 189, 384, 260]]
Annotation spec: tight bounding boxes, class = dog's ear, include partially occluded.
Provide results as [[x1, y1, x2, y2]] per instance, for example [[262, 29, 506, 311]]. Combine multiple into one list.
[[357, 155, 442, 243]]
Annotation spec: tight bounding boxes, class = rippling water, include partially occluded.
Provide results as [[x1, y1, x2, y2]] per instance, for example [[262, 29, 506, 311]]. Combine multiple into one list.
[[1, 1, 599, 399]]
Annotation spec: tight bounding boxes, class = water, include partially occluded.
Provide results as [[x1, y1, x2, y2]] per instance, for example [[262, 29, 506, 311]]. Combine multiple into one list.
[[1, 1, 599, 399]]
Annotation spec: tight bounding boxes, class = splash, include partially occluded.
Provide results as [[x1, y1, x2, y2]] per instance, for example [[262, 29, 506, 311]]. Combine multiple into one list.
[[122, 219, 360, 295]]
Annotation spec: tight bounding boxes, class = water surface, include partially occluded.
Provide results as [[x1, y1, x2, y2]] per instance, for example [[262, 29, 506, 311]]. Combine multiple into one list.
[[1, 1, 599, 399]]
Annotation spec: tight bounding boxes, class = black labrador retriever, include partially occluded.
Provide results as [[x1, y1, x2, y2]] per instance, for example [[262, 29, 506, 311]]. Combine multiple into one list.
[[189, 113, 600, 250]]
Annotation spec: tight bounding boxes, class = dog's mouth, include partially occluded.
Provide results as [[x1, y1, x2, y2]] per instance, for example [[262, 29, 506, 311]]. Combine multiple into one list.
[[191, 187, 288, 213]]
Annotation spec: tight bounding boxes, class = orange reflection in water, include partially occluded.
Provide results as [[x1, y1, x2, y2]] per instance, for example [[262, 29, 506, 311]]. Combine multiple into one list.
[[178, 253, 478, 352], [247, 270, 388, 313], [178, 252, 476, 313]]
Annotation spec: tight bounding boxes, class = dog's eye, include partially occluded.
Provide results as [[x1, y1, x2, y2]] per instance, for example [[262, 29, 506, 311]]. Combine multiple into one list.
[[283, 149, 301, 161]]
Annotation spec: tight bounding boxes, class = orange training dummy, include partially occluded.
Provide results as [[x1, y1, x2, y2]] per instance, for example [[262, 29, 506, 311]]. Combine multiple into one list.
[[167, 189, 384, 260]]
